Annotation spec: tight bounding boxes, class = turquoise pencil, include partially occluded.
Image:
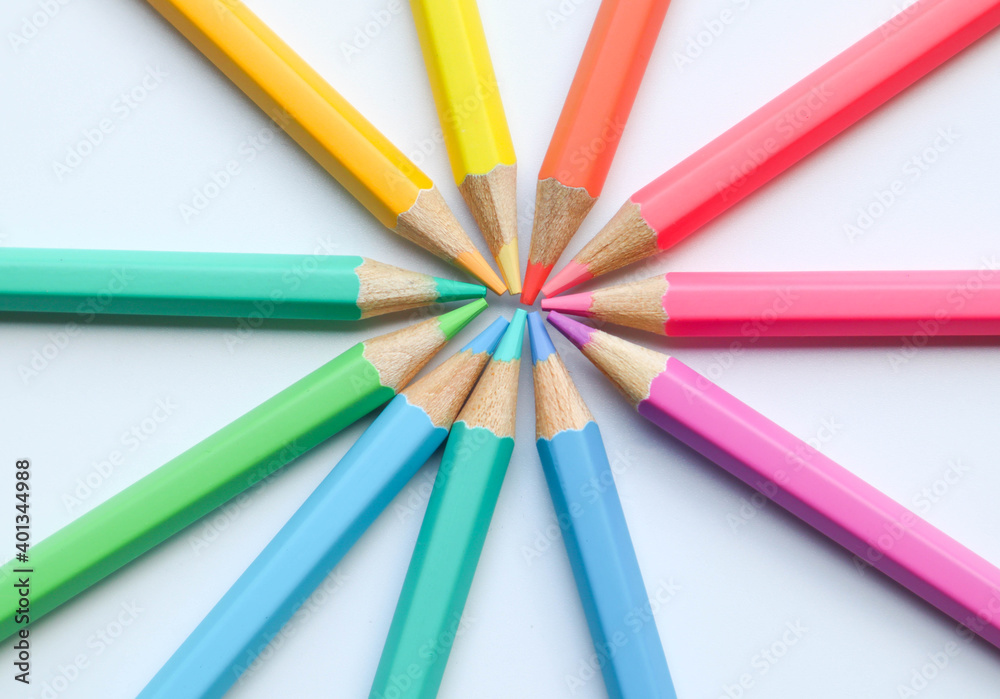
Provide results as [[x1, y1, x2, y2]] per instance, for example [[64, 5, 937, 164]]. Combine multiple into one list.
[[0, 248, 485, 320], [139, 317, 509, 699], [370, 309, 527, 699], [527, 312, 676, 699]]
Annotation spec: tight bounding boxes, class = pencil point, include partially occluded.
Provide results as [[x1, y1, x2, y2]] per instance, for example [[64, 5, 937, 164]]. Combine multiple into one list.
[[540, 292, 593, 316], [433, 277, 488, 302], [546, 311, 597, 351], [437, 299, 489, 340], [493, 309, 527, 362], [495, 241, 522, 295], [454, 250, 507, 295], [541, 261, 593, 298], [460, 316, 509, 354], [527, 312, 557, 365], [520, 262, 552, 305]]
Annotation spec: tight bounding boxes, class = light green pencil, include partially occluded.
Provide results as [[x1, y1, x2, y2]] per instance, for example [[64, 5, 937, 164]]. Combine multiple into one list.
[[370, 308, 525, 699], [0, 248, 486, 320], [0, 299, 487, 640]]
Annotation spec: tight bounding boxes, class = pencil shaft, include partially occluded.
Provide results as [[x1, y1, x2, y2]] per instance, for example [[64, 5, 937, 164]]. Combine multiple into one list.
[[370, 423, 513, 699], [0, 249, 483, 321], [140, 397, 447, 699], [147, 0, 428, 227], [0, 344, 392, 641], [641, 0, 999, 248], [641, 357, 1000, 647], [409, 0, 515, 183], [539, 0, 671, 195], [537, 423, 676, 699]]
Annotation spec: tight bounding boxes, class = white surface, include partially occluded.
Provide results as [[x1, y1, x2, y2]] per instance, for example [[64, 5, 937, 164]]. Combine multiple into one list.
[[2, 0, 1000, 697]]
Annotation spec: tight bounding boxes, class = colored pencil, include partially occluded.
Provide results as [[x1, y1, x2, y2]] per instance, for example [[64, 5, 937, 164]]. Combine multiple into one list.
[[0, 249, 486, 321], [0, 300, 487, 640], [147, 0, 505, 293], [547, 311, 1000, 649], [542, 0, 1000, 297], [139, 317, 508, 699], [527, 313, 676, 699], [409, 0, 520, 294], [370, 309, 526, 699], [542, 270, 1000, 337], [521, 0, 673, 304]]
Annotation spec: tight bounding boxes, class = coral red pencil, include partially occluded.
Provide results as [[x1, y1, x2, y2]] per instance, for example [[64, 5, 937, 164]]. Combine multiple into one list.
[[547, 311, 1000, 650], [542, 270, 1000, 336], [522, 0, 673, 304], [543, 0, 1000, 297]]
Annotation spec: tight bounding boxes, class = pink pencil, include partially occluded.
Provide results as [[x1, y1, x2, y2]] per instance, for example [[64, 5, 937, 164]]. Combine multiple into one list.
[[542, 0, 1000, 297], [547, 311, 1000, 648], [542, 270, 1000, 337]]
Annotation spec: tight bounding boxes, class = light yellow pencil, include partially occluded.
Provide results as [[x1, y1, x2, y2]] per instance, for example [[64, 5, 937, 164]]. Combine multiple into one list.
[[409, 0, 521, 294]]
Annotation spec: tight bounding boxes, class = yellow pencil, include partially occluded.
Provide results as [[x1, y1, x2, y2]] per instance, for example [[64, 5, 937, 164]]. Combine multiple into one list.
[[147, 0, 505, 294], [408, 0, 520, 294]]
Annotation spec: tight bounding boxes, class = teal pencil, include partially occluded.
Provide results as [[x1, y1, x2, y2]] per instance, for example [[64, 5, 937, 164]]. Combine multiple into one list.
[[370, 309, 527, 699], [0, 248, 485, 320]]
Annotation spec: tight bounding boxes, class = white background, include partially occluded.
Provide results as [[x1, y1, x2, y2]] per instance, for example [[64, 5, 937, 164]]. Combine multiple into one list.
[[3, 0, 1000, 697]]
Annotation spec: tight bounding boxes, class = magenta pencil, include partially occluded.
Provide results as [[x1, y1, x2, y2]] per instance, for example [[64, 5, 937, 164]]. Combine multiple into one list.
[[542, 270, 1000, 337], [547, 311, 1000, 648]]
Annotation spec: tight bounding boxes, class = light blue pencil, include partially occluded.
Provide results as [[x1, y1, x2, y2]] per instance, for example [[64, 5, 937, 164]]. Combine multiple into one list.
[[138, 317, 509, 699], [528, 312, 676, 699]]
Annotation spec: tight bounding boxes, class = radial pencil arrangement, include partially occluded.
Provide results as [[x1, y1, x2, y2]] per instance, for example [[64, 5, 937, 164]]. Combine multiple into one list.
[[3, 0, 1000, 697]]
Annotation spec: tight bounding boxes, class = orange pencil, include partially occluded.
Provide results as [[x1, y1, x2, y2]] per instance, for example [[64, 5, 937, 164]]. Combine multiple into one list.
[[521, 0, 673, 304]]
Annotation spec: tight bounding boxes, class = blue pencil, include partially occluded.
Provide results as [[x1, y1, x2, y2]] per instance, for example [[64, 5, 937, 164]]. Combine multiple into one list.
[[138, 317, 509, 699], [527, 312, 677, 699]]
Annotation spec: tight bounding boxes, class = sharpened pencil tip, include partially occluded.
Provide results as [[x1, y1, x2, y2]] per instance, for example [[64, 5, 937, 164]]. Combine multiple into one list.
[[460, 316, 509, 354], [527, 312, 556, 365], [540, 291, 593, 316], [541, 261, 592, 298], [433, 277, 488, 302], [437, 299, 488, 340], [520, 262, 552, 305], [546, 311, 597, 350], [454, 251, 507, 295], [495, 242, 522, 295], [493, 309, 527, 362]]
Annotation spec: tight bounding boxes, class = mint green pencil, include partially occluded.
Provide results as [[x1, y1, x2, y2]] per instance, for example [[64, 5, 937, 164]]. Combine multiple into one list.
[[0, 248, 485, 320], [370, 309, 526, 699]]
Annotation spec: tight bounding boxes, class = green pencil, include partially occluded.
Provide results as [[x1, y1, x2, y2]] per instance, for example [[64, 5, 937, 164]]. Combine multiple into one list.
[[0, 299, 487, 640], [0, 248, 486, 320], [370, 308, 526, 699]]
